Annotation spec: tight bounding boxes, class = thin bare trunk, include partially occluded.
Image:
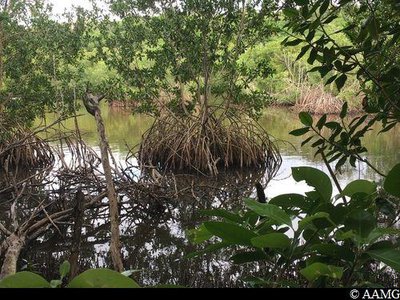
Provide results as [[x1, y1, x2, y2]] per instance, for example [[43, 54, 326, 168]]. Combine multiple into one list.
[[93, 106, 124, 272], [0, 234, 25, 279], [179, 80, 188, 115], [0, 22, 4, 92], [69, 190, 85, 279], [201, 36, 210, 126]]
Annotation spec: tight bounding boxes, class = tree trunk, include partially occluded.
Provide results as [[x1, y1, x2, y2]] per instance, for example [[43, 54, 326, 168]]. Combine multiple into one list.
[[93, 107, 124, 272], [0, 234, 25, 279], [0, 22, 4, 92], [69, 190, 85, 279]]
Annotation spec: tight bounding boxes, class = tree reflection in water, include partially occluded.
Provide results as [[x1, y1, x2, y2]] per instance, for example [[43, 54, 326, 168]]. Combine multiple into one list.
[[20, 168, 272, 287]]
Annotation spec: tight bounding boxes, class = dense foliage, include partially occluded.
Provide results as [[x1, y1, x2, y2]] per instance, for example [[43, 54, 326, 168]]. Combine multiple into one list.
[[95, 0, 279, 118], [0, 0, 88, 125], [189, 142, 400, 287]]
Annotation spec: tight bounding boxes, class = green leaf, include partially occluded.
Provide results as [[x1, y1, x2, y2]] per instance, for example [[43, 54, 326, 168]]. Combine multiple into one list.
[[366, 228, 400, 244], [379, 123, 397, 134], [269, 194, 309, 210], [309, 244, 355, 261], [335, 156, 347, 171], [384, 164, 400, 197], [203, 221, 257, 246], [319, 0, 330, 15], [187, 224, 213, 244], [368, 17, 379, 40], [335, 74, 347, 91], [0, 272, 50, 288], [286, 39, 303, 46], [342, 180, 377, 197], [316, 114, 327, 130], [367, 249, 400, 272], [290, 127, 310, 136], [251, 233, 291, 249], [300, 263, 343, 281], [59, 261, 70, 279], [283, 8, 299, 18], [325, 74, 337, 85], [344, 209, 376, 238], [335, 230, 355, 241], [308, 48, 318, 64], [296, 45, 311, 61], [230, 251, 268, 264], [68, 269, 140, 288], [292, 167, 332, 202], [244, 199, 292, 227], [301, 136, 314, 146], [340, 102, 348, 119], [50, 280, 62, 288], [311, 139, 324, 148], [299, 112, 313, 126], [298, 212, 331, 230]]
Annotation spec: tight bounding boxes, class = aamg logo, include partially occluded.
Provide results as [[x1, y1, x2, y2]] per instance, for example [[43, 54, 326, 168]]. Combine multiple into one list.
[[350, 289, 400, 300]]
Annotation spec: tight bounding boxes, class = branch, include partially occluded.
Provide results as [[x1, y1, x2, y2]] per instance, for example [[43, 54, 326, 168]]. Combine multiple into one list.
[[0, 223, 12, 236]]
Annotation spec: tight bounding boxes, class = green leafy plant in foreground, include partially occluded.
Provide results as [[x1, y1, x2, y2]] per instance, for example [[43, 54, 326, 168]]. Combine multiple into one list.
[[0, 261, 140, 288], [188, 163, 400, 287]]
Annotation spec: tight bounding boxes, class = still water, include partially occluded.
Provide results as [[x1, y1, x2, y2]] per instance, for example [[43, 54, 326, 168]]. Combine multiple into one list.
[[24, 105, 400, 287]]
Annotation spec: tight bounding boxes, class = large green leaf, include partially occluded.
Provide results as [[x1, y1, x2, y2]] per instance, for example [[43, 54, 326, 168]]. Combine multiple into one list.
[[342, 180, 377, 197], [251, 233, 291, 249], [366, 228, 400, 244], [384, 164, 400, 197], [230, 251, 268, 264], [309, 244, 355, 261], [59, 261, 71, 279], [244, 199, 292, 227], [269, 194, 309, 210], [299, 112, 313, 126], [187, 224, 213, 244], [344, 209, 376, 238], [298, 212, 331, 230], [300, 263, 343, 282], [367, 249, 400, 272], [0, 272, 50, 288], [67, 269, 140, 288], [203, 221, 257, 246], [292, 167, 332, 202]]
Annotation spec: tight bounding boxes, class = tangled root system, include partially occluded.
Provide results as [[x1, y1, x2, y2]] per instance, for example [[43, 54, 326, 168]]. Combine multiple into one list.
[[293, 86, 343, 114], [138, 110, 282, 177], [0, 124, 54, 172]]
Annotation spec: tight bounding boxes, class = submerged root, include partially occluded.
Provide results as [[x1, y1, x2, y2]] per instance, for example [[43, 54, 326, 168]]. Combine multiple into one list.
[[138, 111, 282, 177]]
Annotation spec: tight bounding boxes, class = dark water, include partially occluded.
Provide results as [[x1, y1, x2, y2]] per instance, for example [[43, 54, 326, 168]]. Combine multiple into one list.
[[13, 106, 400, 287]]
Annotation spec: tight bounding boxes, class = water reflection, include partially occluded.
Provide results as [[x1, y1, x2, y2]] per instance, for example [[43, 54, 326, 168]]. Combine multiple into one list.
[[23, 169, 270, 287], [20, 105, 400, 287]]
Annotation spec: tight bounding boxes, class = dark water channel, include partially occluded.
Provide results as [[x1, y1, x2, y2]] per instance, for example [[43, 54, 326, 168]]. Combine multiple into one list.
[[8, 106, 400, 287]]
